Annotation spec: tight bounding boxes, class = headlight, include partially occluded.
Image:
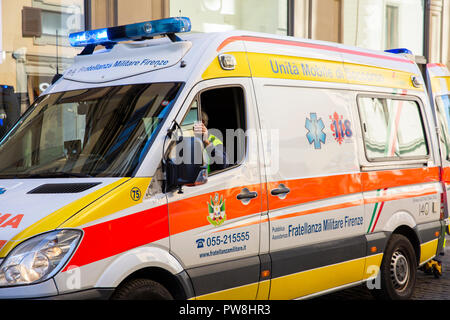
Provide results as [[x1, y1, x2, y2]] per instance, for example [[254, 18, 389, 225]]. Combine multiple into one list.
[[0, 229, 82, 287]]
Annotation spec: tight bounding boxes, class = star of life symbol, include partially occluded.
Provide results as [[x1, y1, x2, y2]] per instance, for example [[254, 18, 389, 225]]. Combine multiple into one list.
[[305, 113, 326, 149]]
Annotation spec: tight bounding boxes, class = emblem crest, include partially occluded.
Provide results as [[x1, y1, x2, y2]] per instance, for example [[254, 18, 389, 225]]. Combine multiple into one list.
[[207, 193, 226, 226]]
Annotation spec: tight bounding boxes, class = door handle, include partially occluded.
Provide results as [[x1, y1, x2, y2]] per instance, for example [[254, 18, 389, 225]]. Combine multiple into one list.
[[237, 188, 258, 204], [237, 191, 258, 200], [271, 184, 290, 199], [271, 187, 290, 196]]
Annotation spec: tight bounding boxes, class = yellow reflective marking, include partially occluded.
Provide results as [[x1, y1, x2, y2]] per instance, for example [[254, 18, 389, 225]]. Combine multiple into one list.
[[430, 77, 450, 96], [195, 282, 259, 300], [363, 253, 383, 280], [255, 279, 270, 300], [269, 257, 365, 300], [60, 177, 151, 228], [420, 238, 438, 264], [247, 52, 418, 90], [0, 178, 129, 257]]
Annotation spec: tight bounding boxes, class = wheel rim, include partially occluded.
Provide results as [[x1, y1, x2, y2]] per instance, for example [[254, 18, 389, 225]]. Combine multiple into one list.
[[390, 250, 409, 290]]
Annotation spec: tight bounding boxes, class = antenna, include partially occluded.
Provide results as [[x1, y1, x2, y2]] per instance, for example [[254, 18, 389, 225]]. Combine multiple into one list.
[[56, 29, 59, 75], [51, 29, 63, 84]]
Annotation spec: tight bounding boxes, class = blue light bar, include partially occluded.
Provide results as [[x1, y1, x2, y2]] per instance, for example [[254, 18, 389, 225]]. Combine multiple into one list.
[[69, 17, 191, 47], [384, 48, 413, 55]]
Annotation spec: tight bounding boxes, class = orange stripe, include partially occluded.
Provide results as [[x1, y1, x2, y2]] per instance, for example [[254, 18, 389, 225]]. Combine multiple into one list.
[[169, 183, 262, 235], [362, 167, 439, 191], [168, 167, 438, 235], [0, 240, 6, 250], [271, 187, 438, 223], [267, 173, 362, 212], [441, 167, 450, 183]]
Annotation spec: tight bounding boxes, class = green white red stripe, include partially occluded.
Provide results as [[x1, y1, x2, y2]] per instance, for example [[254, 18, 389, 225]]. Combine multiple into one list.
[[367, 188, 388, 233]]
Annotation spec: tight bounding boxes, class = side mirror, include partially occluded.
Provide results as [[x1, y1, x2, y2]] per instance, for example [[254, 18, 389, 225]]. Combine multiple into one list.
[[164, 136, 208, 193]]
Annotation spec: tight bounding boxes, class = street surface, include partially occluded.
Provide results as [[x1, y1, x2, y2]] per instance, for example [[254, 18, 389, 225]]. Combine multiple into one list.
[[317, 236, 450, 300]]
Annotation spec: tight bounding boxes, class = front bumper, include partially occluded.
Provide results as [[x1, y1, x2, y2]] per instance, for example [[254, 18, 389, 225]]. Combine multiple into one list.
[[0, 278, 114, 300], [0, 279, 58, 299]]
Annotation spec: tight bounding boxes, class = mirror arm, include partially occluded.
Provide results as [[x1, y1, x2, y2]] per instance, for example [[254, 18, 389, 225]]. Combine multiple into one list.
[[166, 120, 182, 139]]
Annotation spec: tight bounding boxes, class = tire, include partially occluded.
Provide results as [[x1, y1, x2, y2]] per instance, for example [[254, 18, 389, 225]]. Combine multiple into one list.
[[111, 278, 173, 300], [372, 234, 417, 300]]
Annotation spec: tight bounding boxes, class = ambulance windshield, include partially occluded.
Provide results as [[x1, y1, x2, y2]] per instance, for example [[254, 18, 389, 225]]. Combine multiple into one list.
[[0, 82, 182, 178]]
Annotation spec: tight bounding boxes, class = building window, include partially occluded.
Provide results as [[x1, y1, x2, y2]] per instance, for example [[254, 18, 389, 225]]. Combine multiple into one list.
[[342, 0, 424, 56], [170, 0, 288, 35], [385, 5, 399, 49], [32, 0, 85, 46]]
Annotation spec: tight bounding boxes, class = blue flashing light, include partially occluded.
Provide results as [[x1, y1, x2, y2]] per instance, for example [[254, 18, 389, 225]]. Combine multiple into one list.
[[69, 17, 191, 47], [384, 48, 413, 55], [69, 28, 109, 47]]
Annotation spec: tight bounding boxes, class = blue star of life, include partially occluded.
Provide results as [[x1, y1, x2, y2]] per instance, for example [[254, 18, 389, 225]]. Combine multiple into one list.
[[0, 188, 5, 195], [305, 113, 326, 149]]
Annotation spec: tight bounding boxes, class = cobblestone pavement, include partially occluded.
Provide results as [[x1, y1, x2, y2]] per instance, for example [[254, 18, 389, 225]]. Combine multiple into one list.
[[317, 236, 450, 300]]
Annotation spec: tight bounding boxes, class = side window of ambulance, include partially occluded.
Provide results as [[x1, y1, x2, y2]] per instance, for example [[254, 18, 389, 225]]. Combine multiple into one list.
[[435, 95, 450, 159], [358, 96, 428, 161], [199, 86, 246, 174], [177, 87, 246, 175]]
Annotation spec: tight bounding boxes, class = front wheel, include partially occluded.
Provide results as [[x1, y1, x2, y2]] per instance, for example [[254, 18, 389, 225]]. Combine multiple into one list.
[[111, 278, 173, 300], [373, 234, 417, 300]]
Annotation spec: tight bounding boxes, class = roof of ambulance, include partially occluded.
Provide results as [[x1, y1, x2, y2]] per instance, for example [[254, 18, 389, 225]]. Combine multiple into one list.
[[47, 30, 420, 94]]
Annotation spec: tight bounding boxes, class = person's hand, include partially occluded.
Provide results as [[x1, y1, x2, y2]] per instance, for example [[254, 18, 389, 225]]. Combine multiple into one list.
[[194, 121, 210, 145]]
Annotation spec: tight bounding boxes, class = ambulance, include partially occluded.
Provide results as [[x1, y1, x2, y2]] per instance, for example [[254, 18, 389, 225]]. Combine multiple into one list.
[[0, 17, 445, 300], [426, 63, 450, 261]]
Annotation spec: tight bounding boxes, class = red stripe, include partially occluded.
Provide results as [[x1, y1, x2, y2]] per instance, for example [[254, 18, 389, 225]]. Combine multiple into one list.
[[427, 63, 447, 68], [217, 36, 414, 64], [62, 167, 439, 269], [63, 205, 169, 271], [0, 240, 6, 250], [389, 100, 404, 155]]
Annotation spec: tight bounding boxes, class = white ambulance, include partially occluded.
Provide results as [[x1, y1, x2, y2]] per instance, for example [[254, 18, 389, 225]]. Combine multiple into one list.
[[0, 17, 445, 300], [426, 62, 450, 247]]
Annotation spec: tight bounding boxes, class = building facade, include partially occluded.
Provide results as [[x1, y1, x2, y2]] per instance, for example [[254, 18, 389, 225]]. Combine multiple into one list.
[[0, 0, 448, 125]]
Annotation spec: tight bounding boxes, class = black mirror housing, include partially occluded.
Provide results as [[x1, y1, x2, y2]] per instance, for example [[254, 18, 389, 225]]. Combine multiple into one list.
[[164, 136, 208, 192]]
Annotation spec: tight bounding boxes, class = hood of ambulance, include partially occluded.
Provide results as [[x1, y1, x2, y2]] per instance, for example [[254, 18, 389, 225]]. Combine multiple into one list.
[[0, 178, 123, 256]]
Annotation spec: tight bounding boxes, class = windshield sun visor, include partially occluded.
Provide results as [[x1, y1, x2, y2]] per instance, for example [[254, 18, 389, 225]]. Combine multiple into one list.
[[63, 40, 192, 83]]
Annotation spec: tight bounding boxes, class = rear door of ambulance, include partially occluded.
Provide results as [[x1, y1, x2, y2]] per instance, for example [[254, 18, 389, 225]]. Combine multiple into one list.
[[426, 64, 450, 229], [246, 40, 366, 298]]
